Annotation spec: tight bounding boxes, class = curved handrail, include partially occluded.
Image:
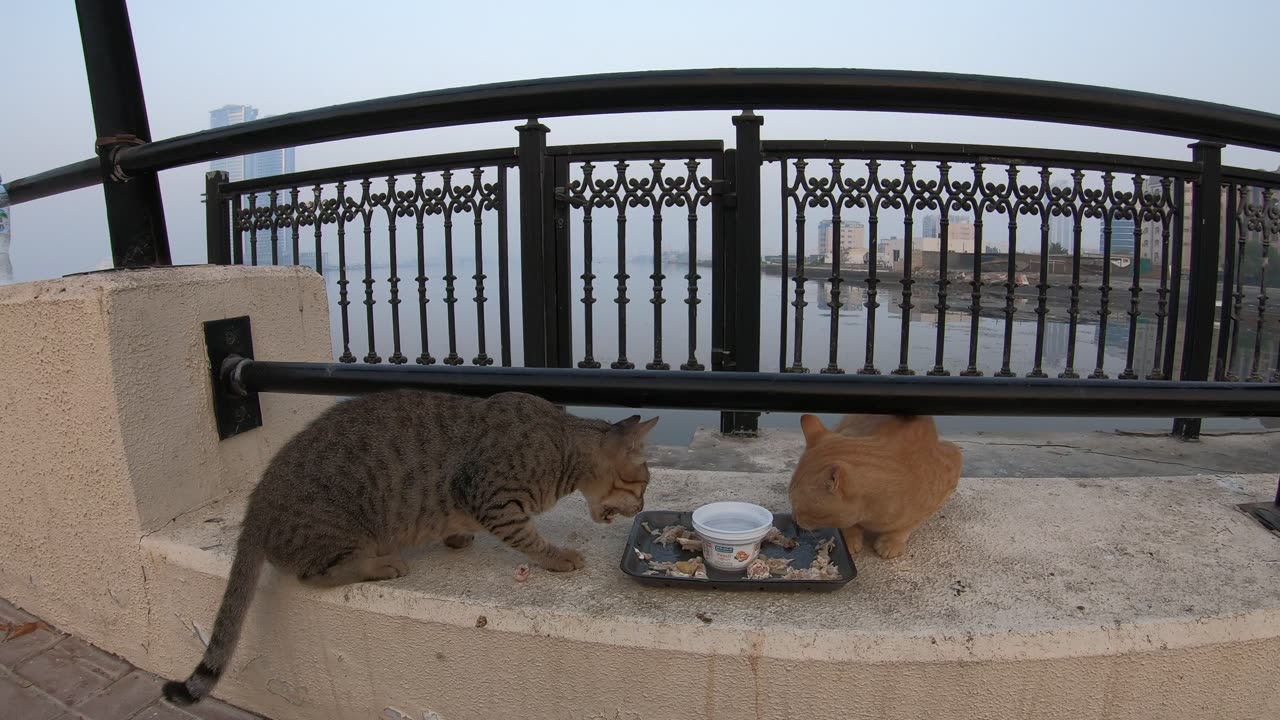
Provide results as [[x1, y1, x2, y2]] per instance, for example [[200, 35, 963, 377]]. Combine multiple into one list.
[[9, 68, 1280, 205]]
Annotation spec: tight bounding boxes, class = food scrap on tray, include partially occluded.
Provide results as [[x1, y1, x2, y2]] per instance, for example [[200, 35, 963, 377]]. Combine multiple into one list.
[[782, 537, 841, 580], [644, 523, 705, 552], [745, 556, 797, 579], [638, 522, 841, 582], [763, 526, 799, 549], [675, 536, 703, 552], [652, 524, 693, 547], [647, 557, 707, 579]]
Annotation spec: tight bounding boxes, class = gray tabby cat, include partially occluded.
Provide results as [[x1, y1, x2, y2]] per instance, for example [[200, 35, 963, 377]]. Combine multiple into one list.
[[163, 389, 658, 706]]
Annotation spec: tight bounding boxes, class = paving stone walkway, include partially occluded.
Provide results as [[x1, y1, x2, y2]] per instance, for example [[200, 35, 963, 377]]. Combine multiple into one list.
[[0, 597, 262, 720]]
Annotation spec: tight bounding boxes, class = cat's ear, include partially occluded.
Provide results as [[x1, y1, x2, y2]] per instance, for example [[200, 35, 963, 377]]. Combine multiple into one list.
[[604, 415, 655, 448], [610, 415, 641, 434], [610, 415, 659, 443], [800, 414, 828, 448], [634, 416, 660, 438], [824, 466, 842, 495]]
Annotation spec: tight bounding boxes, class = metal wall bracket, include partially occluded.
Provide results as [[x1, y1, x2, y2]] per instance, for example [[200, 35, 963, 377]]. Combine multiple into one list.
[[551, 187, 585, 208], [204, 316, 262, 440]]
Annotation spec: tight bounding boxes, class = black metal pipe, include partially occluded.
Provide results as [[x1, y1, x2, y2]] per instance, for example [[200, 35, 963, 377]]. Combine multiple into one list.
[[74, 0, 170, 267], [2, 159, 100, 205], [761, 140, 1201, 176], [547, 140, 725, 162], [232, 360, 1280, 417], [12, 68, 1280, 205], [219, 147, 518, 195]]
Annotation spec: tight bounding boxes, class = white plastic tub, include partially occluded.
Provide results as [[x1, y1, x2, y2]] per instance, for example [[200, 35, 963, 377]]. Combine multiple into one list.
[[691, 501, 774, 572]]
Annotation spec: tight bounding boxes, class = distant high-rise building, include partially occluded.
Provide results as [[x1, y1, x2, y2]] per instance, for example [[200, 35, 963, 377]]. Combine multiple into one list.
[[210, 105, 257, 182], [1139, 176, 1193, 272], [208, 104, 296, 183], [921, 213, 939, 238], [917, 221, 976, 254], [817, 218, 868, 265], [247, 147, 296, 180], [1102, 219, 1137, 257], [1048, 183, 1074, 252], [209, 105, 298, 265], [210, 104, 256, 127], [915, 215, 976, 254]]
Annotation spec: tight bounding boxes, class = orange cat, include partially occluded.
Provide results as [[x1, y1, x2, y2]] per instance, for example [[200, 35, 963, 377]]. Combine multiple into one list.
[[789, 414, 961, 559]]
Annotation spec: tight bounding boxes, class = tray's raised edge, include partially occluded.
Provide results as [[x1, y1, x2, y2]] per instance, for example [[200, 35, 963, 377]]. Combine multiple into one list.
[[617, 511, 857, 588]]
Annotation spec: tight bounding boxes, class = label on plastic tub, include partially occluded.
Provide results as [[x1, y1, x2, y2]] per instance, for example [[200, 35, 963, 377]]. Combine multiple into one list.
[[703, 539, 762, 571]]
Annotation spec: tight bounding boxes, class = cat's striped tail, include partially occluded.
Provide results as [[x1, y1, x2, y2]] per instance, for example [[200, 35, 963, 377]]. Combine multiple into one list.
[[162, 537, 266, 706]]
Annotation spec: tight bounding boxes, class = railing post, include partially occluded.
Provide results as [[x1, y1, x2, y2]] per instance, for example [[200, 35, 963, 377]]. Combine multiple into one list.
[[712, 149, 734, 374], [74, 0, 171, 268], [517, 119, 552, 367], [548, 154, 574, 368], [204, 171, 231, 265], [719, 111, 764, 435], [1214, 184, 1240, 379], [1173, 141, 1225, 440]]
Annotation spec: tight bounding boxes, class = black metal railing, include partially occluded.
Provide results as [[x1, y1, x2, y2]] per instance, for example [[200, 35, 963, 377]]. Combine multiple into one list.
[[553, 141, 724, 373], [762, 142, 1200, 382], [5, 14, 1279, 441], [197, 123, 1279, 437], [1219, 168, 1279, 384], [214, 148, 519, 368]]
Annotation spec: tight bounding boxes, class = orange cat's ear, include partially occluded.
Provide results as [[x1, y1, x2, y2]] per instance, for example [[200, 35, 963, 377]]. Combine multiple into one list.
[[824, 466, 842, 495], [800, 414, 828, 448]]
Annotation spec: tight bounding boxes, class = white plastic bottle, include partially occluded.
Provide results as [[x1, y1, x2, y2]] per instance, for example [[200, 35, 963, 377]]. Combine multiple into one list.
[[0, 175, 12, 284], [0, 175, 9, 251]]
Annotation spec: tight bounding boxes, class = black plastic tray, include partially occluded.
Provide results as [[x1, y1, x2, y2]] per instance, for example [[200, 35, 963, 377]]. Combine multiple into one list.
[[619, 510, 857, 592]]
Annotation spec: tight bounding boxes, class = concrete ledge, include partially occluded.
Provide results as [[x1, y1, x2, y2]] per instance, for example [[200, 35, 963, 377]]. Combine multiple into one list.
[[5, 264, 1278, 718], [139, 469, 1280, 720], [0, 265, 333, 667]]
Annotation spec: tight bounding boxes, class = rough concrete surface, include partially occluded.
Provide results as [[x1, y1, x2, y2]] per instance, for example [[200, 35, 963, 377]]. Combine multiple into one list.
[[134, 467, 1280, 719], [148, 470, 1280, 658], [0, 266, 333, 669], [5, 266, 1279, 719], [651, 425, 1280, 478]]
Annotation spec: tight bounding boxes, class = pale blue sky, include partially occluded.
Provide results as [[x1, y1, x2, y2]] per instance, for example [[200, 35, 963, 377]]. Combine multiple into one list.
[[4, 0, 1280, 281]]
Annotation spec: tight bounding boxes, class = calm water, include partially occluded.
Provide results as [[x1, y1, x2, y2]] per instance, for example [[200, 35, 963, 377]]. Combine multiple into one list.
[[314, 257, 1274, 445]]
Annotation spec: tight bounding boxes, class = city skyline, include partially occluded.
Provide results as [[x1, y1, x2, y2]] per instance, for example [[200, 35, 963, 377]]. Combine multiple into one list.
[[4, 2, 1280, 283]]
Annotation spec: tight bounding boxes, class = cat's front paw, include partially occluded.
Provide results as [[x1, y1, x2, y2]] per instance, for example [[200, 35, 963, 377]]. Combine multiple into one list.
[[873, 533, 908, 559], [541, 548, 585, 572], [841, 526, 864, 555]]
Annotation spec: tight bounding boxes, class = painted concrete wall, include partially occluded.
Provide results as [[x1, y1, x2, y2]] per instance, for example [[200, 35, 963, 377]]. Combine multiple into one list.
[[0, 265, 332, 662], [2, 264, 1277, 720], [139, 548, 1280, 720]]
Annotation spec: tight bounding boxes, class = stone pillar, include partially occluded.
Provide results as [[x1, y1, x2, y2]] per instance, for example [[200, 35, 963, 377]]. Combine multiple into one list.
[[0, 265, 332, 660]]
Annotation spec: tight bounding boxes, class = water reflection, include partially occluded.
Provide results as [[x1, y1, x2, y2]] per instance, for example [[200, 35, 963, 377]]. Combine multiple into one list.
[[311, 259, 1273, 444]]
